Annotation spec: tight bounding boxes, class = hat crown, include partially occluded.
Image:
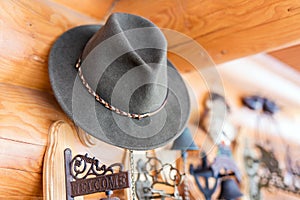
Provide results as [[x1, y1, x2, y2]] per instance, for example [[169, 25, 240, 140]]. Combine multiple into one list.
[[80, 13, 168, 114]]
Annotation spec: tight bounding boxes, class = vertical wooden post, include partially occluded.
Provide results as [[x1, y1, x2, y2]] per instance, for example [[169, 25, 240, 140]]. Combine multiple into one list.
[[64, 148, 74, 200]]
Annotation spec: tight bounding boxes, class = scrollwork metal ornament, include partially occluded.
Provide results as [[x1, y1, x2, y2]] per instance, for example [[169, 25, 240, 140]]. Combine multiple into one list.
[[70, 152, 123, 180], [244, 144, 300, 200], [135, 152, 184, 200], [64, 148, 130, 200], [242, 95, 300, 199]]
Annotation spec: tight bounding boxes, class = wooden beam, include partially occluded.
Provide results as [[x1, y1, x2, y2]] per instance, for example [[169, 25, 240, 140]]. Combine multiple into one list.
[[0, 139, 44, 173], [50, 0, 114, 19], [2, 0, 300, 92], [43, 120, 126, 200], [0, 168, 42, 197], [0, 0, 300, 91], [0, 0, 99, 92], [112, 0, 300, 66], [0, 196, 43, 200], [0, 83, 69, 145], [269, 44, 300, 72]]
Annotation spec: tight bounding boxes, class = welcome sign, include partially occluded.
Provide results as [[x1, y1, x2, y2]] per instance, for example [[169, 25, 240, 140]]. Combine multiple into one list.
[[71, 171, 130, 196], [64, 148, 130, 199]]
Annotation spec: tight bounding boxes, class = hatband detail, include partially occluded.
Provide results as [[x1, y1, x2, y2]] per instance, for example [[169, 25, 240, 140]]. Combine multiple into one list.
[[75, 57, 169, 120]]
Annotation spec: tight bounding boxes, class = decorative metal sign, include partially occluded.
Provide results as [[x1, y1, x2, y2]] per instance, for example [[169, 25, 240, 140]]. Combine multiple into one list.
[[244, 144, 300, 200], [135, 153, 183, 200], [64, 148, 130, 199], [242, 95, 300, 199], [70, 171, 129, 196]]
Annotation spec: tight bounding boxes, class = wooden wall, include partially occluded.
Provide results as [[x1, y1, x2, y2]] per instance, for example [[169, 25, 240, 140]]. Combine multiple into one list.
[[1, 0, 300, 199]]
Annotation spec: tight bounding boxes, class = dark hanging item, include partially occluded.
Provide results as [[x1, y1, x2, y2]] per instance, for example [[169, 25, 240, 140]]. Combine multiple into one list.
[[171, 128, 199, 151], [218, 178, 243, 200], [262, 98, 279, 114], [242, 95, 264, 111], [189, 153, 218, 200], [241, 95, 280, 115]]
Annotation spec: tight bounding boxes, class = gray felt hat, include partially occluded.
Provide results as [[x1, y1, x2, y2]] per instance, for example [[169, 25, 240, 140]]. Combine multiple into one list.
[[48, 13, 190, 150]]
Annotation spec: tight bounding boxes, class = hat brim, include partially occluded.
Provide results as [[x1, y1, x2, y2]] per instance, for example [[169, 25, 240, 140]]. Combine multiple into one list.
[[48, 25, 190, 150]]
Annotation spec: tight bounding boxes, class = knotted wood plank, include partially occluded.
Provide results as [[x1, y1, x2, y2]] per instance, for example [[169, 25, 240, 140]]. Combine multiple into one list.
[[1, 0, 300, 91], [0, 0, 99, 92], [0, 139, 45, 173], [269, 44, 300, 72], [0, 83, 68, 145], [0, 168, 42, 197], [112, 0, 300, 65], [51, 0, 114, 19]]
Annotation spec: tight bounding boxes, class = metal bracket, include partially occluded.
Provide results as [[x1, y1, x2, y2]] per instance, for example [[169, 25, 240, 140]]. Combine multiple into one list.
[[64, 148, 130, 199], [135, 153, 183, 199]]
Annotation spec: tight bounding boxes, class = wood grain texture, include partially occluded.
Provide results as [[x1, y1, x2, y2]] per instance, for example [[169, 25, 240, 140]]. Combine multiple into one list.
[[112, 0, 300, 65], [0, 138, 45, 173], [1, 0, 300, 91], [51, 0, 115, 19], [0, 83, 69, 145], [0, 168, 42, 197], [269, 44, 300, 72], [0, 0, 99, 92], [0, 0, 299, 199], [0, 83, 68, 198], [43, 121, 82, 200], [0, 196, 43, 200], [43, 120, 126, 200]]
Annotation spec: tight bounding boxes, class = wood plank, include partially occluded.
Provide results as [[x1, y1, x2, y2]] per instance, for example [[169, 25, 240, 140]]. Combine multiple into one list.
[[269, 44, 300, 72], [0, 196, 43, 200], [0, 168, 42, 197], [0, 0, 99, 92], [51, 0, 115, 19], [0, 138, 45, 173], [43, 120, 126, 200], [1, 0, 300, 91], [0, 83, 69, 145], [112, 0, 300, 66]]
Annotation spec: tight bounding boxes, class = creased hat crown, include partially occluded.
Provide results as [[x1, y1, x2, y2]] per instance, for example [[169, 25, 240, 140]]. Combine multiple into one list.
[[80, 13, 168, 114]]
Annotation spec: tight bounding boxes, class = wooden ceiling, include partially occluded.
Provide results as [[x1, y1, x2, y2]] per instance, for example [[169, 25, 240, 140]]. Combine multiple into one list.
[[53, 0, 300, 73], [269, 44, 300, 72], [1, 0, 300, 94]]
